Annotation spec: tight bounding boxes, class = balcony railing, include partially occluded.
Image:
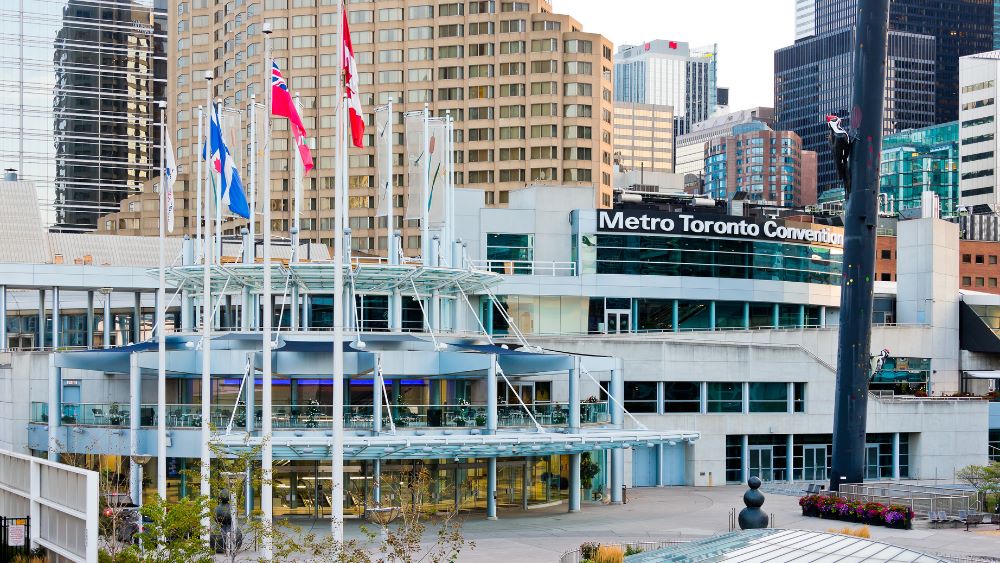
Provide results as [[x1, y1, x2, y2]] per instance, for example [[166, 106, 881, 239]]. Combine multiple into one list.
[[38, 401, 611, 430], [469, 259, 577, 277]]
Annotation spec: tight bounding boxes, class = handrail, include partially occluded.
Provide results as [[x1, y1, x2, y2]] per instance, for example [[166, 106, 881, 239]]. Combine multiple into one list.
[[468, 259, 577, 276]]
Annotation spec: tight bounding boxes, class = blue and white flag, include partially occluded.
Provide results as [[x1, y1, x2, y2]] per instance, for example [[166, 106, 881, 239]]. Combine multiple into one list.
[[163, 127, 177, 232], [206, 105, 251, 219]]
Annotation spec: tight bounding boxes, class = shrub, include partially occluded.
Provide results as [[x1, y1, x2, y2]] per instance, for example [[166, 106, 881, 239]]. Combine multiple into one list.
[[827, 526, 871, 538], [593, 545, 624, 563]]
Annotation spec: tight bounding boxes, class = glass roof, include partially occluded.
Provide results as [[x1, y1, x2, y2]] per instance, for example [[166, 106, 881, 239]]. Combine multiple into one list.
[[159, 263, 502, 296], [626, 529, 949, 563]]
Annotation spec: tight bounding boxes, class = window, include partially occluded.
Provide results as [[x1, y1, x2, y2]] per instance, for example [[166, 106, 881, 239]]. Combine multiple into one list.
[[468, 170, 495, 183], [439, 45, 464, 58], [564, 83, 592, 96], [500, 105, 525, 118], [564, 104, 592, 117], [378, 70, 403, 84], [468, 64, 494, 78], [564, 125, 592, 139], [976, 255, 985, 264], [706, 382, 742, 413], [531, 124, 557, 138], [881, 250, 892, 260], [564, 39, 592, 53], [531, 146, 557, 159], [564, 61, 592, 75], [438, 24, 463, 38], [438, 2, 463, 16], [438, 87, 463, 101], [500, 147, 525, 161], [348, 10, 373, 23], [531, 82, 557, 95], [378, 7, 402, 21], [378, 49, 403, 63], [531, 39, 558, 52], [469, 43, 494, 56], [663, 382, 700, 413], [991, 256, 998, 265], [469, 0, 495, 14], [469, 22, 494, 35], [500, 126, 525, 139], [468, 149, 494, 162], [531, 60, 558, 73], [409, 47, 433, 61], [963, 254, 972, 263], [469, 107, 494, 120], [468, 127, 494, 141], [564, 169, 592, 182], [378, 28, 403, 42], [532, 20, 561, 31], [408, 26, 433, 40], [623, 382, 657, 413], [977, 277, 986, 287], [962, 276, 972, 286], [439, 66, 464, 80], [794, 383, 805, 412], [500, 62, 525, 76], [748, 382, 787, 413], [468, 85, 494, 99], [486, 233, 532, 272], [531, 103, 557, 117], [500, 19, 525, 33], [500, 40, 525, 54], [499, 169, 525, 182], [408, 68, 432, 82], [500, 84, 526, 97], [530, 167, 557, 181], [408, 5, 433, 18]]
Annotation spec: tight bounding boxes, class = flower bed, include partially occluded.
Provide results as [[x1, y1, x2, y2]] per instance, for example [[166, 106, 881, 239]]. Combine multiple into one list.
[[799, 495, 914, 529]]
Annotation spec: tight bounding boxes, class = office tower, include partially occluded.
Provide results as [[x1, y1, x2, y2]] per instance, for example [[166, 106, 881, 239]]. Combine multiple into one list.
[[0, 0, 167, 232], [774, 30, 935, 202], [613, 40, 718, 136], [613, 102, 674, 175], [703, 126, 817, 207], [879, 122, 959, 218], [795, 0, 816, 40], [804, 0, 995, 124], [958, 51, 1000, 210], [675, 107, 775, 177], [101, 0, 616, 255]]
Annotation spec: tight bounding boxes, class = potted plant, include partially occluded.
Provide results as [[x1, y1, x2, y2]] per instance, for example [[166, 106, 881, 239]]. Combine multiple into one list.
[[453, 415, 467, 427], [108, 403, 124, 425], [883, 505, 913, 529], [581, 452, 600, 490], [474, 413, 487, 426]]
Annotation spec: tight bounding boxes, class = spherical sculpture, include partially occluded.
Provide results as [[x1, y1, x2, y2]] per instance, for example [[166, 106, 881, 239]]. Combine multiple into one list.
[[738, 476, 769, 530]]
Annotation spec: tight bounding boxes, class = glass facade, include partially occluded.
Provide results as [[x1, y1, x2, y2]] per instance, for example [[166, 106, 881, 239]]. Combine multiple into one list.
[[775, 29, 935, 201], [0, 0, 167, 231], [486, 233, 534, 274], [581, 234, 843, 284], [880, 122, 960, 218]]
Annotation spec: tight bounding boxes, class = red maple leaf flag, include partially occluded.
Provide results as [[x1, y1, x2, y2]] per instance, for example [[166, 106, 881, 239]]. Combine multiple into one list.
[[669, 41, 678, 49], [343, 11, 365, 148]]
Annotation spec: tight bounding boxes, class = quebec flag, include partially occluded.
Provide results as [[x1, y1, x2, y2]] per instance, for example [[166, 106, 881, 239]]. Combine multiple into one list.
[[206, 105, 251, 219]]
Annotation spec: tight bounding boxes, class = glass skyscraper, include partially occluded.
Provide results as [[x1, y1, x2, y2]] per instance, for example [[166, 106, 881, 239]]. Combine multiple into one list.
[[614, 40, 718, 136], [0, 0, 167, 232], [879, 122, 960, 218]]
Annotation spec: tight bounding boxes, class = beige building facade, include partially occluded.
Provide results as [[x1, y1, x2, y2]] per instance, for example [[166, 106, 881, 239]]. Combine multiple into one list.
[[99, 0, 615, 257], [613, 102, 673, 176]]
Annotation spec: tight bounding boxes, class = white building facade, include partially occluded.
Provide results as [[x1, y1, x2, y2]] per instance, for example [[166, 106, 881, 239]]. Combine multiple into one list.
[[958, 51, 1000, 210]]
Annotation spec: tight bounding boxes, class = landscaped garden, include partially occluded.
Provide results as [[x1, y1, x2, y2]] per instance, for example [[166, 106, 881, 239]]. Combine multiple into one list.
[[799, 494, 915, 529]]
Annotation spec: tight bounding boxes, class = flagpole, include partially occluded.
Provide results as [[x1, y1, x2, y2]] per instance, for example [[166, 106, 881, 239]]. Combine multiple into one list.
[[293, 92, 303, 235], [421, 104, 430, 267], [215, 99, 224, 263], [385, 101, 394, 265], [249, 95, 257, 250], [200, 70, 213, 538], [261, 22, 275, 561], [196, 106, 204, 263], [331, 0, 345, 544], [157, 100, 168, 501], [444, 111, 453, 268]]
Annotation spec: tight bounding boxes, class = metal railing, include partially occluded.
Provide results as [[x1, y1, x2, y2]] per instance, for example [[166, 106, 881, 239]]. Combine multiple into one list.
[[836, 483, 980, 517], [559, 540, 688, 563], [469, 259, 577, 276], [869, 391, 987, 402], [59, 403, 131, 426]]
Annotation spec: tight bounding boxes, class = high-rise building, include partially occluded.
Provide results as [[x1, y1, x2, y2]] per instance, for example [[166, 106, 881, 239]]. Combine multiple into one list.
[[795, 0, 816, 40], [613, 102, 673, 176], [0, 0, 167, 232], [703, 126, 816, 207], [674, 107, 775, 177], [100, 0, 615, 254], [613, 40, 718, 136], [774, 29, 936, 202], [879, 122, 959, 218], [958, 51, 1000, 210], [803, 0, 995, 124]]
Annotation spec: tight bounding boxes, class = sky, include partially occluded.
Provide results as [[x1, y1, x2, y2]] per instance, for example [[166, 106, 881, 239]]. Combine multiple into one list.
[[556, 0, 796, 111]]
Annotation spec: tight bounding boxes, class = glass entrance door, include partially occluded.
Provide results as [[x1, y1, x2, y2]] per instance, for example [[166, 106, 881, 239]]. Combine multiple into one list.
[[802, 445, 827, 481], [865, 445, 880, 480], [502, 382, 534, 406], [605, 309, 631, 334], [748, 446, 774, 482]]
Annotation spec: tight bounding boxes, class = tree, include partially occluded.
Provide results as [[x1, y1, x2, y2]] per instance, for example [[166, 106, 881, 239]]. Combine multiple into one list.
[[957, 462, 1000, 511]]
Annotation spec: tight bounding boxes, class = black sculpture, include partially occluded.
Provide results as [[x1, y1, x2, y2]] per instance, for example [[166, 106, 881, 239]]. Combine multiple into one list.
[[738, 476, 769, 530], [826, 114, 854, 198]]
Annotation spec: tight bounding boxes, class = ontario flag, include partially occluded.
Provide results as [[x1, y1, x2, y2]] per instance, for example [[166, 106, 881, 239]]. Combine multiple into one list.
[[205, 106, 251, 219], [271, 61, 314, 174], [342, 10, 365, 148]]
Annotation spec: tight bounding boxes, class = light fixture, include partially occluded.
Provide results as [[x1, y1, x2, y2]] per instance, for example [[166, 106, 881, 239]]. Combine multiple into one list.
[[131, 455, 152, 465]]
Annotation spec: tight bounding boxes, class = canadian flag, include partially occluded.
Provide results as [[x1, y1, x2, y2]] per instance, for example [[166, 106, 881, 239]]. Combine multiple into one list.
[[342, 10, 365, 148]]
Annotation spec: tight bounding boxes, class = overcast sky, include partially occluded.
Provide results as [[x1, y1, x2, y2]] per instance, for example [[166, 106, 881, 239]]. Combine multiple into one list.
[[558, 0, 796, 111]]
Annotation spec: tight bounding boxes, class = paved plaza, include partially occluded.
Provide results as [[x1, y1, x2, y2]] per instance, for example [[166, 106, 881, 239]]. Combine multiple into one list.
[[299, 485, 1000, 562]]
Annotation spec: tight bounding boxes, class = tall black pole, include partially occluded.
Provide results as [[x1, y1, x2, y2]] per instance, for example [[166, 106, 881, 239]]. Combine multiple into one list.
[[829, 0, 889, 492]]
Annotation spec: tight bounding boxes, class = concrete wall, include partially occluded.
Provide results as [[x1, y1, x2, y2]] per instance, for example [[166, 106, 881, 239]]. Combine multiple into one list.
[[0, 352, 49, 453]]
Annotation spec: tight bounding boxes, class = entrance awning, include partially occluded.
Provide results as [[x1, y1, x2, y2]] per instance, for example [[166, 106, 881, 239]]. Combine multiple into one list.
[[965, 370, 1000, 379]]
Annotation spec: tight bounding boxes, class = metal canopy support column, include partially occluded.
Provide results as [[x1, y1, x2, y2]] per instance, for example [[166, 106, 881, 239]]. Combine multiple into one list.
[[290, 227, 299, 331], [241, 228, 252, 331], [51, 287, 59, 350], [0, 285, 6, 351], [610, 361, 624, 504], [487, 457, 497, 520], [47, 355, 60, 462], [133, 292, 142, 344], [129, 353, 141, 506], [37, 289, 45, 349], [786, 435, 794, 483], [103, 290, 112, 349], [569, 453, 581, 513], [85, 290, 94, 349], [891, 432, 900, 480], [831, 0, 889, 493], [568, 357, 580, 432], [487, 358, 497, 434]]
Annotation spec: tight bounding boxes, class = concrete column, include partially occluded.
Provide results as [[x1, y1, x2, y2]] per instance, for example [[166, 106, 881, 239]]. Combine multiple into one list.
[[133, 292, 142, 343], [37, 289, 45, 349], [129, 353, 142, 505], [671, 299, 679, 333], [786, 434, 794, 482], [0, 285, 6, 351], [743, 302, 750, 329], [373, 459, 381, 504], [772, 303, 780, 328], [390, 289, 402, 332], [47, 355, 60, 462], [742, 382, 749, 414], [656, 444, 665, 487], [487, 457, 497, 520], [709, 301, 716, 331], [891, 432, 900, 480], [568, 357, 580, 431], [486, 358, 497, 434], [798, 304, 806, 328], [819, 306, 827, 328], [610, 362, 624, 504], [374, 360, 383, 434], [85, 290, 94, 349], [430, 291, 441, 332], [393, 379, 402, 406], [741, 435, 750, 482], [103, 291, 112, 349], [700, 382, 708, 413], [51, 287, 59, 349], [246, 367, 255, 434], [787, 382, 795, 413], [569, 453, 581, 513], [521, 459, 529, 510], [290, 287, 300, 330]]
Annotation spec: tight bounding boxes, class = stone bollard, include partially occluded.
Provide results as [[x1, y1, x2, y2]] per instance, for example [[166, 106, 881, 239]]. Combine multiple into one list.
[[738, 476, 769, 530]]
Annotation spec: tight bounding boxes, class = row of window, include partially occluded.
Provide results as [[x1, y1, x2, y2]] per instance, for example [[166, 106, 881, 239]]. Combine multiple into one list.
[[606, 381, 806, 414]]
